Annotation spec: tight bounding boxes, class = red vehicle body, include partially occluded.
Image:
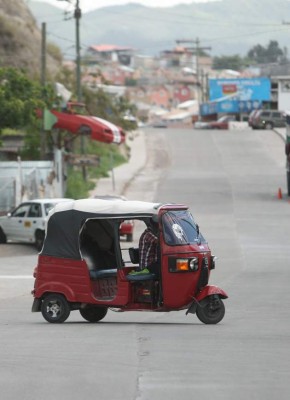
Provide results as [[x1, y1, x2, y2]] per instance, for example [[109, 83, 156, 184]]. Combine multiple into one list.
[[119, 219, 134, 242], [31, 199, 228, 324], [43, 102, 125, 144], [248, 109, 260, 128], [208, 115, 236, 129]]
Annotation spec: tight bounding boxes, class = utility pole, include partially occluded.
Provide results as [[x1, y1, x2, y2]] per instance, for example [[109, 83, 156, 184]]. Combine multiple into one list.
[[75, 0, 82, 104], [74, 0, 86, 181], [176, 38, 211, 109], [58, 0, 86, 179], [58, 0, 82, 103], [40, 22, 46, 159]]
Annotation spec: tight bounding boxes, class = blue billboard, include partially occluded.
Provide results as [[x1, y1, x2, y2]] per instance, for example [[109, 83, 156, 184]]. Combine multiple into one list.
[[209, 77, 271, 102], [200, 77, 270, 116], [200, 100, 262, 116]]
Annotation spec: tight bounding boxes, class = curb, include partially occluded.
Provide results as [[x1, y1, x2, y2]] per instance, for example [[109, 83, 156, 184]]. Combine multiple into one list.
[[273, 128, 286, 143]]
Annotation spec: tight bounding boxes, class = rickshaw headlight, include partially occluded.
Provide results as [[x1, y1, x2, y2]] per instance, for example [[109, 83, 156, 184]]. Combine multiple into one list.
[[176, 259, 189, 271], [189, 257, 199, 271]]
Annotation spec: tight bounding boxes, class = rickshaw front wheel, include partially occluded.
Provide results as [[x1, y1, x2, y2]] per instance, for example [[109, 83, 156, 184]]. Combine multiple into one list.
[[41, 293, 70, 323], [196, 296, 225, 325], [80, 305, 108, 322]]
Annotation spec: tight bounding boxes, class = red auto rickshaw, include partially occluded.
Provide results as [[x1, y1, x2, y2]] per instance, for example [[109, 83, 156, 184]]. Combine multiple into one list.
[[31, 199, 228, 324]]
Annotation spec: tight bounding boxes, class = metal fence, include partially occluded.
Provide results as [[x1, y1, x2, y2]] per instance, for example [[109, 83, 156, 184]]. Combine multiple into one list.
[[0, 177, 16, 214], [0, 154, 64, 214]]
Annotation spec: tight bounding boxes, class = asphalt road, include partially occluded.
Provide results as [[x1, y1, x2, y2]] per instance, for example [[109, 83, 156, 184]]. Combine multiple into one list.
[[0, 127, 290, 400]]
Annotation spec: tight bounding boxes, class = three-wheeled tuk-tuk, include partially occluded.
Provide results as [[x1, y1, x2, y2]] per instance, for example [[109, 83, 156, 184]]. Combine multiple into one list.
[[31, 199, 228, 324]]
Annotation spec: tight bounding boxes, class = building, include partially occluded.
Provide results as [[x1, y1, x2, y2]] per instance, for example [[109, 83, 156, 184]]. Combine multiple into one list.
[[86, 44, 135, 67]]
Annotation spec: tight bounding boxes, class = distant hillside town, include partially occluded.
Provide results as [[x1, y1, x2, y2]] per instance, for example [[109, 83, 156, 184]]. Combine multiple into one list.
[[73, 41, 290, 125]]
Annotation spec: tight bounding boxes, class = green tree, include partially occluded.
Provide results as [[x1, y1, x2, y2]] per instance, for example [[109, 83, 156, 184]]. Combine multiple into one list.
[[0, 67, 49, 158], [83, 87, 137, 131], [212, 55, 244, 70], [0, 68, 46, 129], [247, 40, 286, 64], [0, 67, 58, 159]]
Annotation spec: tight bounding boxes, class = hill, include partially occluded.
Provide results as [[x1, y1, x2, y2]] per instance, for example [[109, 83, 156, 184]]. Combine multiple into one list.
[[28, 0, 290, 58], [0, 0, 61, 77]]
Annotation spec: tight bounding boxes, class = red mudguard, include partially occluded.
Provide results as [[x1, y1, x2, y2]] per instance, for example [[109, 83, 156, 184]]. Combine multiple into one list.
[[186, 285, 228, 315], [196, 285, 228, 301]]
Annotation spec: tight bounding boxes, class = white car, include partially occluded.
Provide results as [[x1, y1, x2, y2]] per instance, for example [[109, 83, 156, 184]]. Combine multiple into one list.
[[0, 198, 72, 250]]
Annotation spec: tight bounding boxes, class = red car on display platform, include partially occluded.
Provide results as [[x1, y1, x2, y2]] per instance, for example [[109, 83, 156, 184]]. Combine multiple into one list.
[[41, 102, 125, 145], [31, 198, 228, 324]]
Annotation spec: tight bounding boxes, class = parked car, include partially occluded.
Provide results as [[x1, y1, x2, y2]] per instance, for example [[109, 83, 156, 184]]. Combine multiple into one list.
[[194, 121, 211, 129], [207, 115, 236, 129], [248, 109, 260, 128], [194, 116, 236, 130], [251, 110, 286, 129], [0, 198, 73, 250], [93, 195, 134, 242], [151, 120, 168, 128]]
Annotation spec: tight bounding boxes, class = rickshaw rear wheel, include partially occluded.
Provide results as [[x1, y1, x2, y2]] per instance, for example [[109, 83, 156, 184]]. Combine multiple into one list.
[[41, 293, 70, 323], [196, 296, 225, 324], [79, 305, 108, 322], [0, 227, 7, 244]]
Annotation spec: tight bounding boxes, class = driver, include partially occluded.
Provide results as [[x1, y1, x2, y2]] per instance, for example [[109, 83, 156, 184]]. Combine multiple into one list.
[[138, 220, 159, 277]]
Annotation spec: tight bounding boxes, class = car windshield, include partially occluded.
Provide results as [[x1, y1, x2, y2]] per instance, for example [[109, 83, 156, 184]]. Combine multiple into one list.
[[162, 210, 206, 245], [44, 203, 58, 216]]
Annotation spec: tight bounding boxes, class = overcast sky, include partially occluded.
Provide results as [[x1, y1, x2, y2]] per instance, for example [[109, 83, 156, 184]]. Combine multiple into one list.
[[35, 0, 217, 13]]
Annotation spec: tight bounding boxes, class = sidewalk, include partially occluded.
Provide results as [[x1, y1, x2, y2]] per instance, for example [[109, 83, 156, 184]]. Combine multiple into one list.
[[89, 130, 147, 198]]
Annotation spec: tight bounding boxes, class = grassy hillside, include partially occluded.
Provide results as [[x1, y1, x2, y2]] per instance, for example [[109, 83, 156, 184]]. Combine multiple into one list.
[[0, 0, 61, 78]]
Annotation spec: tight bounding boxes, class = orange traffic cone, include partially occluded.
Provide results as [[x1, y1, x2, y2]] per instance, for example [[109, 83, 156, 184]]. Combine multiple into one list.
[[278, 188, 283, 199]]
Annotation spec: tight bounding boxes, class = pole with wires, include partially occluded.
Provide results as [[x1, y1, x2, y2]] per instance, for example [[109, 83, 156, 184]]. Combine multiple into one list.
[[73, 0, 86, 180], [58, 0, 86, 179], [75, 0, 82, 104]]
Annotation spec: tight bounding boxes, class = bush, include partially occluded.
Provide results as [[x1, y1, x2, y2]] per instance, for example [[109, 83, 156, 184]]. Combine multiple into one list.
[[65, 141, 127, 198], [65, 167, 95, 199]]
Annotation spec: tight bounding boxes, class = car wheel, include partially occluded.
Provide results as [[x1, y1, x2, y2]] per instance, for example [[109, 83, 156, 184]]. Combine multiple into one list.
[[196, 296, 225, 324], [0, 227, 7, 244], [41, 294, 70, 323], [264, 122, 273, 130], [126, 233, 133, 242], [35, 230, 45, 251], [79, 305, 108, 322]]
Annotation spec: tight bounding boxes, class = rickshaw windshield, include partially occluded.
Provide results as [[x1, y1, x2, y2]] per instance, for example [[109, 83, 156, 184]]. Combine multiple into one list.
[[162, 210, 206, 245]]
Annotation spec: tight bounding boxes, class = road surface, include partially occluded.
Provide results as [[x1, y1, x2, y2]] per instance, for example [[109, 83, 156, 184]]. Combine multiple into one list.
[[0, 127, 289, 400]]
